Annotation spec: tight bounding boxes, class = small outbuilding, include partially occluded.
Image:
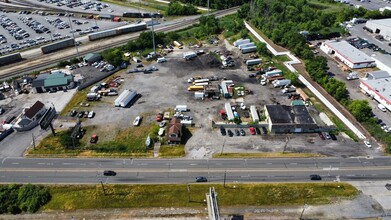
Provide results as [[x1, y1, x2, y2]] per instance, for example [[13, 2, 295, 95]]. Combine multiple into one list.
[[84, 53, 102, 64]]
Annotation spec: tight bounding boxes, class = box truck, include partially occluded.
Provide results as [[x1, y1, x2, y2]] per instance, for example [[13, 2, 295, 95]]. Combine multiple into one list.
[[264, 69, 282, 78], [175, 105, 188, 112], [273, 79, 291, 88], [241, 46, 257, 54], [183, 52, 197, 60], [238, 42, 255, 50]]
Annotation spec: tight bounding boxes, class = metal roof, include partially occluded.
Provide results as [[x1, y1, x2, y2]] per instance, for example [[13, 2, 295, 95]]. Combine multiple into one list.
[[324, 40, 374, 64], [266, 105, 315, 125], [362, 71, 391, 104], [366, 18, 391, 29]]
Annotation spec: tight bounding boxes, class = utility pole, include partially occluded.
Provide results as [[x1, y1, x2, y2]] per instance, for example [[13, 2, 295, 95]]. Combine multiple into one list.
[[67, 11, 80, 58], [220, 138, 226, 155], [32, 133, 36, 149], [187, 184, 191, 202], [151, 15, 156, 57], [223, 169, 226, 188], [207, 0, 210, 14]]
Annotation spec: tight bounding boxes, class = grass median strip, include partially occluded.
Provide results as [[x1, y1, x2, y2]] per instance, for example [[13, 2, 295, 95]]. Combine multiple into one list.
[[42, 183, 357, 211], [213, 152, 323, 158]]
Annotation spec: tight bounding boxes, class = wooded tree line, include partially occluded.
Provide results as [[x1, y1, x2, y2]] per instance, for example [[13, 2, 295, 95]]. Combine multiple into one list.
[[167, 1, 198, 16], [0, 184, 51, 214]]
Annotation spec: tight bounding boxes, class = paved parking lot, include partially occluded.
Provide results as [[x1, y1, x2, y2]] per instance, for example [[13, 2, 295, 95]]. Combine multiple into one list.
[[21, 0, 146, 16], [348, 0, 391, 10], [0, 11, 126, 55]]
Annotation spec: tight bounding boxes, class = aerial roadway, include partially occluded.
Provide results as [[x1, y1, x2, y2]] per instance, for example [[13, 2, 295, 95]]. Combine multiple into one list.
[[0, 7, 239, 81], [1, 157, 391, 184]]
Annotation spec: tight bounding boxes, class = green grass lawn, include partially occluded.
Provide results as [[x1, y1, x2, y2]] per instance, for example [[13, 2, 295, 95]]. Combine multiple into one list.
[[42, 183, 358, 211], [28, 124, 156, 157], [159, 145, 185, 158]]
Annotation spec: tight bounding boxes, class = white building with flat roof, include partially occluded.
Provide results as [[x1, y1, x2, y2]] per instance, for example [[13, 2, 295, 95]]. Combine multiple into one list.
[[359, 70, 391, 111], [365, 18, 391, 41], [320, 40, 376, 69]]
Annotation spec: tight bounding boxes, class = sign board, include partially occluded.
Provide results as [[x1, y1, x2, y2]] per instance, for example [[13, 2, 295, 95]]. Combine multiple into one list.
[[39, 107, 57, 130]]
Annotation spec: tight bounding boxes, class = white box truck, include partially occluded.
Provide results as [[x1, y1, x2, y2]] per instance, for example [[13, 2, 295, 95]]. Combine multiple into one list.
[[183, 52, 197, 60], [273, 79, 291, 88], [175, 105, 188, 112], [246, 58, 262, 66]]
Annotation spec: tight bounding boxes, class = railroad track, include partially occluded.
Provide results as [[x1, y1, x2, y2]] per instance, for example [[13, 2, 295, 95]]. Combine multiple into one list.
[[0, 7, 238, 81]]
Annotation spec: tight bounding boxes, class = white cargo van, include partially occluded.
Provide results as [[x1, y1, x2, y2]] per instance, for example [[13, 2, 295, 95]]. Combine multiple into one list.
[[378, 104, 387, 112], [157, 57, 167, 63]]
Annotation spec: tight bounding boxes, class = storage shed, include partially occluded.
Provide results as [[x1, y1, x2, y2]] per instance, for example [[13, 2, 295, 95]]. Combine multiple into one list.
[[84, 53, 102, 64]]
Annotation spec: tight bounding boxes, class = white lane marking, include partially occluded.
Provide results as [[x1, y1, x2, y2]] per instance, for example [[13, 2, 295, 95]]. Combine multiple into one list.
[[136, 176, 145, 178], [1, 158, 6, 164], [38, 163, 45, 165], [63, 163, 72, 165], [266, 163, 273, 165], [189, 163, 198, 166], [11, 163, 19, 165], [170, 169, 187, 172], [290, 163, 297, 165], [322, 168, 339, 170], [215, 163, 222, 165], [139, 163, 148, 166]]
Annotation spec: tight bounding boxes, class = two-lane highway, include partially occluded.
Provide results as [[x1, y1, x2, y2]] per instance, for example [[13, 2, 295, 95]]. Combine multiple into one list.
[[1, 157, 391, 184]]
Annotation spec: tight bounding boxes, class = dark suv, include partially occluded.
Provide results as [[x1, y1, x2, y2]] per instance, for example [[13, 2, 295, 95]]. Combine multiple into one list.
[[103, 170, 117, 176], [310, 174, 321, 180], [195, 177, 208, 182]]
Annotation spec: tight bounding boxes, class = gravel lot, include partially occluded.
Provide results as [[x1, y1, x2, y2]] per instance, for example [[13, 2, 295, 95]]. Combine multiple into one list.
[[56, 40, 369, 159]]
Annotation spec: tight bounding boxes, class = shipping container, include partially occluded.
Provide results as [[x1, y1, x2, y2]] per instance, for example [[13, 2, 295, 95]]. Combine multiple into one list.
[[0, 53, 22, 66], [238, 42, 255, 50], [250, 105, 259, 122], [264, 69, 283, 78], [233, 38, 250, 47], [241, 46, 257, 54], [194, 92, 204, 100], [246, 58, 262, 66], [88, 29, 118, 41], [193, 79, 209, 84], [41, 38, 75, 54]]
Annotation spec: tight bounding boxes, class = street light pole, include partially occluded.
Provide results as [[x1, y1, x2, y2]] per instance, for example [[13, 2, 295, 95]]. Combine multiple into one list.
[[67, 11, 80, 58], [150, 15, 156, 57]]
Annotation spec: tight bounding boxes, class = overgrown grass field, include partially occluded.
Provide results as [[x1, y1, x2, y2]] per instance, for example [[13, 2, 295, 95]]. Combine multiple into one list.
[[42, 183, 358, 211]]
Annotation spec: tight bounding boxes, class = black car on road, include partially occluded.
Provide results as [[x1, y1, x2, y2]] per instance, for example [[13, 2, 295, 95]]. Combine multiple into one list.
[[195, 177, 208, 182], [103, 170, 117, 176], [310, 174, 321, 180]]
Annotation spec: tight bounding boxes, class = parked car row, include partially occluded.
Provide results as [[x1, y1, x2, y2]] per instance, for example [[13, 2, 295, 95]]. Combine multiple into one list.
[[0, 15, 30, 41], [46, 17, 69, 30], [92, 60, 115, 72], [318, 132, 337, 141], [220, 126, 267, 137], [69, 110, 95, 118], [18, 15, 50, 34], [39, 0, 110, 12]]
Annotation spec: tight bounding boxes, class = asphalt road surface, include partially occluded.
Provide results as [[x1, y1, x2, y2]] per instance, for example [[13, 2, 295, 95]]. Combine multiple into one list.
[[1, 157, 391, 184]]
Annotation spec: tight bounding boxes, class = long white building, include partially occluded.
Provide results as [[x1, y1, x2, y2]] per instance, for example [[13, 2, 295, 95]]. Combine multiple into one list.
[[360, 70, 391, 111], [320, 40, 376, 69]]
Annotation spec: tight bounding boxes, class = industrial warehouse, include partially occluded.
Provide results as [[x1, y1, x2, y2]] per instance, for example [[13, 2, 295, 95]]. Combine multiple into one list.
[[365, 18, 391, 41], [320, 40, 376, 69], [360, 70, 391, 112]]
